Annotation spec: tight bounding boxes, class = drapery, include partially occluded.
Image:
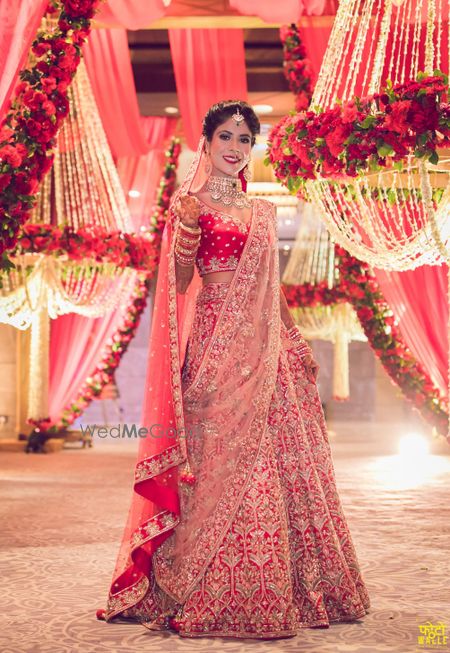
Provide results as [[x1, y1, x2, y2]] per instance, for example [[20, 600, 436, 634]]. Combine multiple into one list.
[[116, 117, 177, 231], [49, 310, 126, 423], [375, 266, 448, 400], [230, 0, 327, 21], [94, 0, 166, 29], [168, 29, 247, 151], [82, 28, 151, 158], [0, 0, 48, 120], [48, 30, 175, 426]]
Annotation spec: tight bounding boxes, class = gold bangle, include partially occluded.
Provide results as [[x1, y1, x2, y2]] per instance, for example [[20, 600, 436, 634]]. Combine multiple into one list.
[[176, 244, 199, 256], [179, 222, 201, 235], [178, 234, 201, 245]]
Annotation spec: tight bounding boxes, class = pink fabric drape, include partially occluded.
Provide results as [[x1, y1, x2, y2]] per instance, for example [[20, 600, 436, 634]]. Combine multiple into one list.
[[83, 28, 177, 227], [0, 0, 48, 120], [230, 0, 326, 21], [83, 28, 151, 158], [298, 20, 333, 86], [375, 265, 448, 400], [49, 310, 125, 423], [169, 29, 247, 151], [95, 0, 166, 29], [116, 116, 177, 230]]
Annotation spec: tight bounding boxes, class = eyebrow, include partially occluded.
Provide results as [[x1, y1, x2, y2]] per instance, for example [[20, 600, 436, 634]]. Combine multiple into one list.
[[218, 129, 251, 136]]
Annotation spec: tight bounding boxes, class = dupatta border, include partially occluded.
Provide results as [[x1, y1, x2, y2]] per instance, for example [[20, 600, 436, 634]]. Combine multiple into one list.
[[134, 443, 184, 483], [153, 198, 282, 603], [105, 510, 180, 620]]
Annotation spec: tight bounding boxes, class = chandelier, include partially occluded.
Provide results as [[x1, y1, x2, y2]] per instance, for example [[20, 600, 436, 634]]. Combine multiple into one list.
[[0, 58, 142, 421], [282, 203, 366, 399], [270, 0, 449, 271]]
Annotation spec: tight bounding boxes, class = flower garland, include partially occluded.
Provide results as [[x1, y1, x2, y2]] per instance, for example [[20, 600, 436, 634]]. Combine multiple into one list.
[[0, 0, 99, 270], [148, 137, 181, 236], [28, 137, 180, 434], [280, 24, 313, 112], [282, 246, 448, 437], [268, 71, 450, 191], [13, 223, 159, 271]]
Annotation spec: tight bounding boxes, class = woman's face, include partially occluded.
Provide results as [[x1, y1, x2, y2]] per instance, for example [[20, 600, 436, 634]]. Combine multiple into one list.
[[206, 115, 253, 178]]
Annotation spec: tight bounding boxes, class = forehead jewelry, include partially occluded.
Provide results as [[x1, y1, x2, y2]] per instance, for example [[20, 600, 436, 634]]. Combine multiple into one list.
[[232, 107, 245, 125]]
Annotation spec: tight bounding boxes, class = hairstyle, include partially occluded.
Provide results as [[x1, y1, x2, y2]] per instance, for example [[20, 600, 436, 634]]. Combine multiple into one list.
[[202, 100, 260, 146]]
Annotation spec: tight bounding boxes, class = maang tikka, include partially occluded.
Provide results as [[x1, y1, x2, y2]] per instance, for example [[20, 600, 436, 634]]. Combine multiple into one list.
[[232, 107, 245, 125]]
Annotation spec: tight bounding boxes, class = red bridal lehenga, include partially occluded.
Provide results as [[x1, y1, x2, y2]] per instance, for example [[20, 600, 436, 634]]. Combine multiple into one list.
[[100, 137, 370, 639]]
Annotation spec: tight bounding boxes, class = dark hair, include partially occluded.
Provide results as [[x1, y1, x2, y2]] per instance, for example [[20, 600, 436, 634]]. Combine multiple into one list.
[[202, 100, 260, 146]]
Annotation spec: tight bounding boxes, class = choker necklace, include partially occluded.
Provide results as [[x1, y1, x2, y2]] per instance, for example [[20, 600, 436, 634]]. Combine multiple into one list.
[[206, 175, 251, 209]]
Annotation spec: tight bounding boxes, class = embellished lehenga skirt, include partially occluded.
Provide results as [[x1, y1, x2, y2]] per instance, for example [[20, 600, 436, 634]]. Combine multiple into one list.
[[128, 280, 370, 639]]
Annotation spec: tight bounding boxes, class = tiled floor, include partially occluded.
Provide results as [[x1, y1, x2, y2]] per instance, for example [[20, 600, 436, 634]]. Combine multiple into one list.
[[1, 421, 449, 653]]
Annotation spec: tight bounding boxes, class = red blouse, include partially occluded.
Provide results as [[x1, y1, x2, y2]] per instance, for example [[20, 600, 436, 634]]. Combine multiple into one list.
[[195, 206, 251, 277]]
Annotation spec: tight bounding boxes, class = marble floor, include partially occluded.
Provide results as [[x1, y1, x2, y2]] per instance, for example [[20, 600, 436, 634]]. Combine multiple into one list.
[[1, 421, 449, 653]]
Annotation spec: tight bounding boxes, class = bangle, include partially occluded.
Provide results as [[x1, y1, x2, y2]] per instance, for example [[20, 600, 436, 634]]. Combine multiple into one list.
[[175, 253, 196, 266], [178, 234, 201, 246], [175, 243, 199, 256], [179, 222, 201, 235]]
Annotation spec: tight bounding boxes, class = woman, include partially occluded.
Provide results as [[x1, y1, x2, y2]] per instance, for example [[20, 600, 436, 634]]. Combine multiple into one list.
[[99, 101, 370, 639]]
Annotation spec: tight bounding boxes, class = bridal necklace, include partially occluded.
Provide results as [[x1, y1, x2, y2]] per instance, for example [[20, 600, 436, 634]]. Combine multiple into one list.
[[206, 174, 251, 210]]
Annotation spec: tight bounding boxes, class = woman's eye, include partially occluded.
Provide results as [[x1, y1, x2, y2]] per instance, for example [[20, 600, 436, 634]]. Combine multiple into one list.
[[219, 134, 230, 140], [240, 138, 250, 144]]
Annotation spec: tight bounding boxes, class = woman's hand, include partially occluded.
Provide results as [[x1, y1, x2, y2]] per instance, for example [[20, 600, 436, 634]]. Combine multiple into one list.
[[174, 194, 201, 228]]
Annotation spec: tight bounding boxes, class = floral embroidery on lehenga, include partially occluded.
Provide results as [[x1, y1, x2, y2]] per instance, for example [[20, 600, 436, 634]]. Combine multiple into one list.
[[104, 196, 370, 637]]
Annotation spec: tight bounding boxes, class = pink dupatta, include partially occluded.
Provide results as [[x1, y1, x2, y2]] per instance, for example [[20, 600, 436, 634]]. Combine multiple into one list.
[[104, 137, 281, 619]]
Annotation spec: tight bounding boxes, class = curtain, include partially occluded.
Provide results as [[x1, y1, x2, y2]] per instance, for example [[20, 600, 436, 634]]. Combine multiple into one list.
[[116, 116, 177, 230], [375, 265, 448, 399], [94, 0, 166, 29], [298, 19, 333, 86], [229, 0, 327, 21], [169, 29, 247, 151], [0, 0, 48, 120], [82, 28, 151, 158], [49, 310, 126, 423], [83, 28, 177, 226]]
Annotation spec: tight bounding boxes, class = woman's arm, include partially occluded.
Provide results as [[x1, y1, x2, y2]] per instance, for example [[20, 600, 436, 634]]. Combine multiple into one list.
[[173, 196, 202, 294], [176, 259, 195, 295]]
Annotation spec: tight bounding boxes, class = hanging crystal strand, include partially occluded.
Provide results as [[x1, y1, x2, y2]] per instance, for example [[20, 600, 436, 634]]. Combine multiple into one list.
[[368, 0, 393, 95], [390, 0, 402, 83], [344, 0, 377, 100], [425, 0, 436, 73]]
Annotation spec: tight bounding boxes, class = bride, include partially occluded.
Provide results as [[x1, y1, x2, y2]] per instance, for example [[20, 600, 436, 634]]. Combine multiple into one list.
[[98, 100, 370, 639]]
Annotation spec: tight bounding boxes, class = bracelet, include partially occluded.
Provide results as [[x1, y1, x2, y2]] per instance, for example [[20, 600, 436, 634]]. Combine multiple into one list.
[[178, 234, 201, 246], [175, 243, 199, 256], [179, 221, 201, 235], [175, 252, 196, 266]]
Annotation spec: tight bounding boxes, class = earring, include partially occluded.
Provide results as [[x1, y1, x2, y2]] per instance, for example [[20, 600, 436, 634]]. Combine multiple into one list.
[[243, 164, 252, 182], [204, 152, 212, 176]]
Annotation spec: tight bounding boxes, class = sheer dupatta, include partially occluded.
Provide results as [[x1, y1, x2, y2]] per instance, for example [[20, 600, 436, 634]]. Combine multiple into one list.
[[104, 137, 280, 619]]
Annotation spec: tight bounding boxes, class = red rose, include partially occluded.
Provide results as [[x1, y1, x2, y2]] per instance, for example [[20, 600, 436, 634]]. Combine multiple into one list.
[[13, 173, 38, 195], [53, 93, 70, 117], [41, 100, 56, 116], [32, 41, 51, 57], [19, 237, 32, 250], [41, 77, 57, 94], [0, 145, 23, 168], [0, 173, 11, 191], [408, 98, 439, 132], [324, 123, 352, 157], [64, 0, 95, 18], [25, 119, 42, 138]]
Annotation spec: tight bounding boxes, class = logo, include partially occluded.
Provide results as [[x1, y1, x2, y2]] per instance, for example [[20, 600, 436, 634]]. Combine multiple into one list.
[[418, 622, 448, 648]]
